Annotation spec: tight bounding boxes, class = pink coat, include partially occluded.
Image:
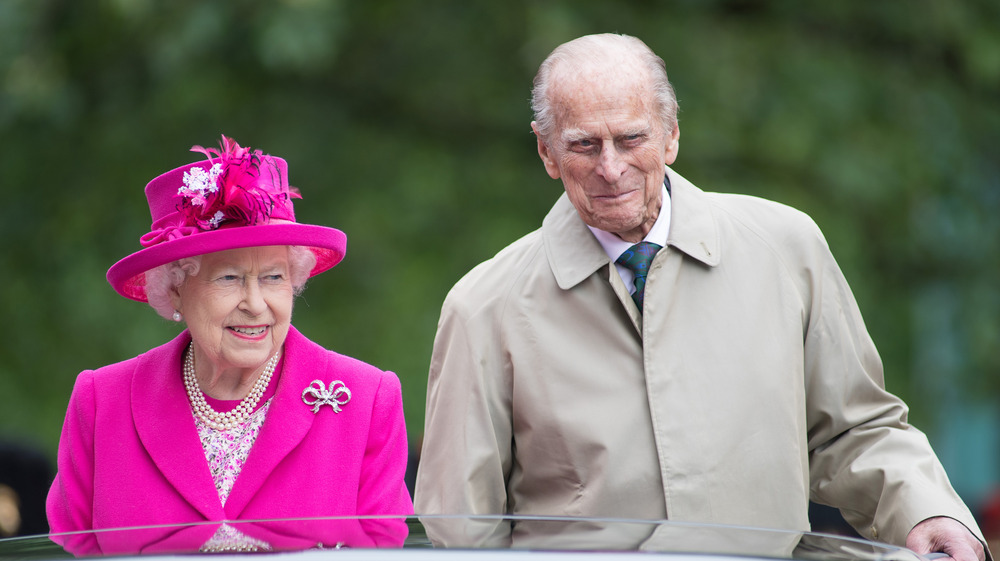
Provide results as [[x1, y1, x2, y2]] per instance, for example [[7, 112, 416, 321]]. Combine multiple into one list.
[[46, 326, 413, 555]]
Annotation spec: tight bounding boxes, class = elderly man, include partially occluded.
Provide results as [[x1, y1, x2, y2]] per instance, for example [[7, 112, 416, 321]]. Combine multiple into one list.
[[414, 33, 986, 560]]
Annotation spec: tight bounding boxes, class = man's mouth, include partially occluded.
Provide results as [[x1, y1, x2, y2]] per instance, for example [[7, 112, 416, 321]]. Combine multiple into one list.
[[594, 190, 636, 201]]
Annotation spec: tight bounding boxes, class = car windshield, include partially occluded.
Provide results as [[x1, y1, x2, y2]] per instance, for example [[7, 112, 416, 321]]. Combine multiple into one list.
[[0, 516, 927, 561]]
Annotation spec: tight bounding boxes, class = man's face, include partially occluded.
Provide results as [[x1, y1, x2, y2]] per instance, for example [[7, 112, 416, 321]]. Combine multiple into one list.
[[533, 69, 679, 242]]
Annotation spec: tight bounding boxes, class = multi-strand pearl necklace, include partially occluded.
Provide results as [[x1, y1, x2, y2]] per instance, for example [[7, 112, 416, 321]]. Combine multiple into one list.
[[183, 343, 280, 431]]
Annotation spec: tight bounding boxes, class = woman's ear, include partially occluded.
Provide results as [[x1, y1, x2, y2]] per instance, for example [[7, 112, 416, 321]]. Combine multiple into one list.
[[168, 282, 183, 315]]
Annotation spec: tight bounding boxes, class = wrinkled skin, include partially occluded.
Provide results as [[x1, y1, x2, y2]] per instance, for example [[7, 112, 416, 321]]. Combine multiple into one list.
[[533, 60, 679, 243], [907, 516, 986, 561]]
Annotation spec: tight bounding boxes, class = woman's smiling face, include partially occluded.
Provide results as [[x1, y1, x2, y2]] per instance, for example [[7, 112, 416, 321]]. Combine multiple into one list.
[[171, 245, 294, 380]]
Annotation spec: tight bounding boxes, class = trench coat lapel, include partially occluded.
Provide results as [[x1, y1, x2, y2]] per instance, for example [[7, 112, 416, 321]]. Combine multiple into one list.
[[223, 327, 318, 517], [543, 194, 610, 291], [132, 331, 225, 520], [663, 167, 721, 268]]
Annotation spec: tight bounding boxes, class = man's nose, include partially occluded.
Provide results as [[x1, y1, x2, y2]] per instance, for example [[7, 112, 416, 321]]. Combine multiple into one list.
[[596, 143, 627, 181]]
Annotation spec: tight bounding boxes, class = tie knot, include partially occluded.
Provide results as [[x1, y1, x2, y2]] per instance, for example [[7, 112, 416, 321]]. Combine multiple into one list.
[[616, 242, 662, 312], [616, 241, 662, 277]]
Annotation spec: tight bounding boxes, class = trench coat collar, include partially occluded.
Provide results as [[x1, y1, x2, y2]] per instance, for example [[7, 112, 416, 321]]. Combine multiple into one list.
[[132, 326, 320, 519], [542, 167, 721, 290]]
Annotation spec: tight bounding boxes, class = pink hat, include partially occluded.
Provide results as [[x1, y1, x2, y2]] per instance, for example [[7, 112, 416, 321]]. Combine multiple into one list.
[[107, 135, 347, 302]]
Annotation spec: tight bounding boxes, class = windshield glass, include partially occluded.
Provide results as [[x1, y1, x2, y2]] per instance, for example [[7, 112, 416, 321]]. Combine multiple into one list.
[[0, 516, 927, 561]]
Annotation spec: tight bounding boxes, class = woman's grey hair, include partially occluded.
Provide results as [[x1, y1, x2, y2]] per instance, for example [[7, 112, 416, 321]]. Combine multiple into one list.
[[145, 245, 317, 320], [530, 33, 678, 143]]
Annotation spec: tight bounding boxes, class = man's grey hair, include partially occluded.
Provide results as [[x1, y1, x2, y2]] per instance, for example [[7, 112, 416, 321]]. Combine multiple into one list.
[[530, 33, 678, 142], [144, 245, 317, 320]]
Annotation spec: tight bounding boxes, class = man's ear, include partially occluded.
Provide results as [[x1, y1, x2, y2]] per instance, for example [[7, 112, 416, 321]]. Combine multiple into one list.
[[664, 123, 680, 166], [531, 121, 562, 180]]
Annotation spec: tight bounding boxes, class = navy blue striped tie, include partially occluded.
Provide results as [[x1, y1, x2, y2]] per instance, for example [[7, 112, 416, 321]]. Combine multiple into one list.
[[616, 241, 662, 312]]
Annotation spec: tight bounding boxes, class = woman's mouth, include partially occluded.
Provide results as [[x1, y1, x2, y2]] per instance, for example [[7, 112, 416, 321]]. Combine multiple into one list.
[[229, 326, 268, 338]]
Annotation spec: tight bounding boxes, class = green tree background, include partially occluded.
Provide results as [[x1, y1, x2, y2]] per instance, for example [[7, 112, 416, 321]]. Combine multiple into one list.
[[2, 0, 998, 518]]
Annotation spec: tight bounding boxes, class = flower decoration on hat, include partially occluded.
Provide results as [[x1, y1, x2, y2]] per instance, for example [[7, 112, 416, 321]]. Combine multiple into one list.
[[177, 135, 301, 232]]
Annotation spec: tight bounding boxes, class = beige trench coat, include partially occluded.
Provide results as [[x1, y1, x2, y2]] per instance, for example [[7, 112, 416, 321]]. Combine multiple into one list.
[[415, 167, 982, 549]]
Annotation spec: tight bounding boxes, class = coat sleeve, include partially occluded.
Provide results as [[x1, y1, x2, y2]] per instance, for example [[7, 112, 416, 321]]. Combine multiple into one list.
[[357, 369, 414, 546], [414, 289, 514, 547], [46, 370, 102, 556], [797, 220, 985, 548]]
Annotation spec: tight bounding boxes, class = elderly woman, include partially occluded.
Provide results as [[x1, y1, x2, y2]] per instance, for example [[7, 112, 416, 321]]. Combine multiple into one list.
[[46, 136, 413, 555]]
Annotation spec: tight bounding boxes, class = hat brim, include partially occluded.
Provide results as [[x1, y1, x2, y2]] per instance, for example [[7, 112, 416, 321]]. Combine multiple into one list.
[[107, 222, 347, 302]]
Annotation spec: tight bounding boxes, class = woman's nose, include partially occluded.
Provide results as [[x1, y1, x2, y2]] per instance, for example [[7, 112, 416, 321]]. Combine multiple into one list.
[[239, 278, 267, 314]]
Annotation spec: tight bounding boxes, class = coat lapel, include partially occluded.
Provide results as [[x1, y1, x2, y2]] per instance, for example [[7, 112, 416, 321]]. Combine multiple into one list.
[[132, 331, 225, 520], [663, 167, 721, 268], [542, 193, 611, 291], [223, 327, 318, 516]]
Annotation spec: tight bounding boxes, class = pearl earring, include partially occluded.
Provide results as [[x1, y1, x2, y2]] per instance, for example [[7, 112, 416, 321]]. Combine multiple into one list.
[[172, 311, 183, 322]]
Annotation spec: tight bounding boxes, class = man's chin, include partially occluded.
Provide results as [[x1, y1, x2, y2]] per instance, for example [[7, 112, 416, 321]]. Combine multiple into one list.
[[587, 217, 646, 239]]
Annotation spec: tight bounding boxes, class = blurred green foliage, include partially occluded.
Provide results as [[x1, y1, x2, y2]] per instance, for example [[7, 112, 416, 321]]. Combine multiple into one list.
[[1, 0, 998, 498]]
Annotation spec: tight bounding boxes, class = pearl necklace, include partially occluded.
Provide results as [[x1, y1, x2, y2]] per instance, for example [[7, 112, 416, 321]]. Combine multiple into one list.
[[183, 343, 280, 431]]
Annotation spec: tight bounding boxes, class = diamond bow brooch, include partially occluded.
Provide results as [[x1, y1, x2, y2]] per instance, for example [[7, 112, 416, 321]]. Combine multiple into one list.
[[301, 380, 352, 414]]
